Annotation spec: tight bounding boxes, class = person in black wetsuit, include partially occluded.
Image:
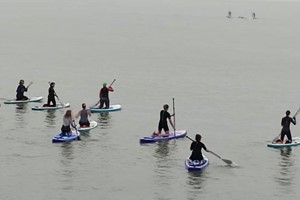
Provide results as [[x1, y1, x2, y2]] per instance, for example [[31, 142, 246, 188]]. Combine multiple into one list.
[[280, 110, 296, 144], [43, 82, 58, 107], [99, 82, 114, 109], [153, 104, 175, 137], [189, 134, 211, 163], [16, 80, 30, 100]]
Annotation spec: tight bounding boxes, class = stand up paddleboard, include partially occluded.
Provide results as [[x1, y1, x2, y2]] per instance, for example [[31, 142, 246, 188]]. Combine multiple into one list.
[[267, 136, 300, 148], [90, 104, 122, 113], [76, 120, 98, 132], [185, 155, 209, 171], [4, 96, 43, 104], [140, 130, 187, 143], [52, 129, 80, 143], [32, 103, 70, 111]]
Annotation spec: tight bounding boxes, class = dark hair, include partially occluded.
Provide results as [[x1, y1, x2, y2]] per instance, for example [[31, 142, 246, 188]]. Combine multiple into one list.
[[286, 110, 291, 116], [82, 103, 86, 109], [163, 104, 169, 110], [195, 134, 201, 142]]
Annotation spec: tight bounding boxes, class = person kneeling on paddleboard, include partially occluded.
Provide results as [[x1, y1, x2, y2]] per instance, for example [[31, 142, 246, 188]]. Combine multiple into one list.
[[189, 134, 211, 164], [153, 104, 175, 137], [61, 110, 75, 136], [16, 79, 31, 100], [75, 103, 91, 127], [43, 82, 58, 107], [278, 110, 296, 144]]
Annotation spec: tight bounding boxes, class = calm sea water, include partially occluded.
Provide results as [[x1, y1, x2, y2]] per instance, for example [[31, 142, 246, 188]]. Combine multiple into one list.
[[1, 0, 300, 199]]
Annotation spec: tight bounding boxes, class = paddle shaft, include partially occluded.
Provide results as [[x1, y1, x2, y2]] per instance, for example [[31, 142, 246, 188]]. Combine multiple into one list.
[[172, 98, 176, 135]]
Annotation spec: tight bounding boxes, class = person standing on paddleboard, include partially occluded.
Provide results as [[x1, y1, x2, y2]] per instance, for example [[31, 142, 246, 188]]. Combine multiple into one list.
[[16, 80, 30, 100], [280, 110, 296, 144], [189, 134, 211, 164], [43, 82, 58, 107], [99, 82, 114, 109], [61, 110, 75, 136], [153, 104, 175, 137], [75, 103, 91, 127]]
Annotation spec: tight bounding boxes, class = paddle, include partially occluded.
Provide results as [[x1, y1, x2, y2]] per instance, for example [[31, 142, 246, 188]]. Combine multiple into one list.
[[72, 123, 81, 140], [186, 135, 233, 165], [272, 107, 300, 143], [91, 79, 116, 108], [26, 81, 33, 89], [172, 98, 176, 137]]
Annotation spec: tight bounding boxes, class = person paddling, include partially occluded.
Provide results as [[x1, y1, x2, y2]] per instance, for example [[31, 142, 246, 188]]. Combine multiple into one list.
[[75, 103, 92, 127], [16, 80, 31, 100], [278, 110, 296, 144], [189, 134, 211, 164], [43, 82, 58, 107], [153, 104, 175, 137], [61, 110, 75, 136], [98, 82, 114, 109]]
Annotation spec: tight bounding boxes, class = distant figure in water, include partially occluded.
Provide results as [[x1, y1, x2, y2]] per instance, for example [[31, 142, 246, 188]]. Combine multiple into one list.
[[252, 12, 256, 19], [227, 11, 232, 18], [152, 104, 175, 137], [278, 110, 296, 144]]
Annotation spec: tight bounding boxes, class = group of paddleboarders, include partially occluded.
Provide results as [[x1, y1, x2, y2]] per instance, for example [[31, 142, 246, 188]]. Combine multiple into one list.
[[14, 79, 114, 134]]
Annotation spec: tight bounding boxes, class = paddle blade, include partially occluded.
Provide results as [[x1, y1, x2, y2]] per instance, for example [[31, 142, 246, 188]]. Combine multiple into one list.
[[222, 159, 232, 165]]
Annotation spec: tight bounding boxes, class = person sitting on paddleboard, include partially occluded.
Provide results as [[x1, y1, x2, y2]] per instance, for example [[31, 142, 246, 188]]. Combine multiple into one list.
[[16, 79, 30, 100], [61, 110, 75, 136], [189, 134, 211, 164], [75, 103, 91, 127], [279, 110, 296, 144], [43, 82, 58, 107], [153, 104, 175, 137], [99, 82, 114, 109]]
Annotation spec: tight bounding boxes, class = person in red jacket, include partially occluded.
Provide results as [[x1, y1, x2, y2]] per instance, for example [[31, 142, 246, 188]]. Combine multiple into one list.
[[99, 82, 114, 109]]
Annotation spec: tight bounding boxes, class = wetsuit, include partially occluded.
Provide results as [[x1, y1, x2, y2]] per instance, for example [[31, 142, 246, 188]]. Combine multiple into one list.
[[189, 141, 207, 161], [16, 85, 28, 100], [47, 87, 56, 107], [158, 110, 171, 132], [99, 86, 113, 108], [280, 116, 296, 142]]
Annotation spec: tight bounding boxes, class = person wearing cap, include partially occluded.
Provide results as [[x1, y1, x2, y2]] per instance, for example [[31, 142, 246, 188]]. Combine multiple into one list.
[[16, 79, 30, 100], [99, 82, 114, 109], [153, 104, 175, 137], [280, 110, 296, 144], [43, 82, 58, 107], [189, 134, 211, 164], [75, 103, 92, 127]]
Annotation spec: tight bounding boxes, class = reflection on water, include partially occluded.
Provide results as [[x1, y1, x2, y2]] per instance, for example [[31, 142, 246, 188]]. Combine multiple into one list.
[[154, 141, 170, 159], [97, 112, 111, 129], [58, 143, 75, 191], [45, 110, 56, 128], [274, 148, 295, 192], [186, 172, 207, 199], [15, 104, 28, 128]]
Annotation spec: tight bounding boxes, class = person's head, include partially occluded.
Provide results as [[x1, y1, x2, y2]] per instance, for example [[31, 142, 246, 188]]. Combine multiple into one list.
[[82, 103, 86, 109], [195, 134, 202, 142], [103, 82, 107, 87], [286, 110, 291, 116], [64, 110, 72, 118], [19, 80, 24, 85], [50, 82, 55, 87], [163, 104, 169, 110]]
